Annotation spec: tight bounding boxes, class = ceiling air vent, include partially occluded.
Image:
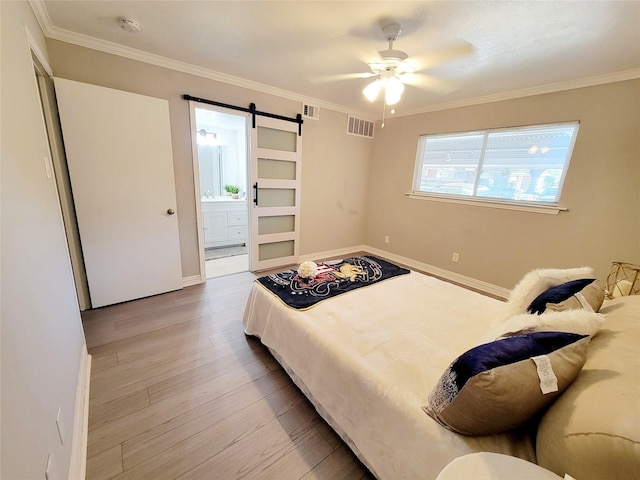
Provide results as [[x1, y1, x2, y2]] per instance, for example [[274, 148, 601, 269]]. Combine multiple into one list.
[[302, 104, 320, 120], [347, 116, 375, 139]]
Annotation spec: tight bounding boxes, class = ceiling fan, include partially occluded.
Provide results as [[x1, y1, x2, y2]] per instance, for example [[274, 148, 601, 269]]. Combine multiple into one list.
[[314, 21, 472, 120], [361, 23, 417, 106]]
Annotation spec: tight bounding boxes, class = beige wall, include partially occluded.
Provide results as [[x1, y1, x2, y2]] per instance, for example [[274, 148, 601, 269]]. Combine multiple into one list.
[[47, 39, 373, 278], [45, 39, 639, 292], [1, 2, 87, 479], [300, 108, 372, 253], [365, 80, 640, 289]]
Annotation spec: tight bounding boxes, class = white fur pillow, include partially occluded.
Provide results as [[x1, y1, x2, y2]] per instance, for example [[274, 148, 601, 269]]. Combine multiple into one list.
[[479, 309, 605, 345], [503, 267, 594, 318]]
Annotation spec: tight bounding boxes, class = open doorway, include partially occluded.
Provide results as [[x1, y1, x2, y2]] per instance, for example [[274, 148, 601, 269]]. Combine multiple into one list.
[[190, 103, 250, 279]]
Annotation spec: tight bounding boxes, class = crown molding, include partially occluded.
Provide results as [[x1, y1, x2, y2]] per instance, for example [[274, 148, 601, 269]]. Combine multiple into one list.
[[28, 0, 637, 123], [28, 0, 52, 33], [396, 68, 640, 118], [28, 1, 375, 121]]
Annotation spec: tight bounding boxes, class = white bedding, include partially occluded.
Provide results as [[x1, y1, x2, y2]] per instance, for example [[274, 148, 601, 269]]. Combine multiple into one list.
[[243, 270, 536, 479]]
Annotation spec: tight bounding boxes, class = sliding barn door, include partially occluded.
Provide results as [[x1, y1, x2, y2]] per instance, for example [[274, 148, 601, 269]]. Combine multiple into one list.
[[54, 78, 182, 307], [250, 116, 302, 271]]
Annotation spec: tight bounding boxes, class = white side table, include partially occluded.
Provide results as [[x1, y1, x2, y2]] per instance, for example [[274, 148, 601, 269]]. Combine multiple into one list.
[[436, 452, 564, 480]]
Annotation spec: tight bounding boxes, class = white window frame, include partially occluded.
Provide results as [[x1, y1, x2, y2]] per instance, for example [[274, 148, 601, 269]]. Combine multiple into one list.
[[409, 122, 580, 214]]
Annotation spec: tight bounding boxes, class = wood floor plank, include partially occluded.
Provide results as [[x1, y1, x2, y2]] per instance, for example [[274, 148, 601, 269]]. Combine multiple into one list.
[[174, 418, 309, 480], [146, 343, 274, 404], [241, 427, 334, 480], [113, 301, 211, 332], [315, 419, 344, 450], [91, 335, 216, 391], [206, 290, 253, 314], [172, 283, 252, 308], [88, 388, 150, 430], [85, 444, 123, 480], [115, 393, 295, 479], [300, 444, 374, 480], [277, 393, 323, 442], [89, 324, 253, 395], [121, 370, 290, 470], [89, 312, 221, 361], [83, 320, 119, 350], [87, 357, 274, 458], [84, 268, 371, 480], [90, 352, 118, 374], [90, 342, 231, 407], [82, 293, 178, 325]]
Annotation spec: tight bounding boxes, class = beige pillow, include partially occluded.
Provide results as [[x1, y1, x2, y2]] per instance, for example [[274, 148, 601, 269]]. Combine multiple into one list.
[[545, 279, 605, 312], [424, 332, 590, 436], [536, 295, 640, 480]]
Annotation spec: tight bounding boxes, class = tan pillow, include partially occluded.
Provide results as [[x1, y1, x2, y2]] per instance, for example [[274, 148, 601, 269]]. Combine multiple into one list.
[[545, 279, 605, 312], [424, 332, 590, 436], [536, 295, 640, 480]]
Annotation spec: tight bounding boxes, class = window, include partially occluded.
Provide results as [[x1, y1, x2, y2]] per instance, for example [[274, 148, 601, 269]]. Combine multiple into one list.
[[411, 122, 579, 206]]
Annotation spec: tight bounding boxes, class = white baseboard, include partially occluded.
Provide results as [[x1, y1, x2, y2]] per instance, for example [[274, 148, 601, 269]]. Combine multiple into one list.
[[363, 245, 510, 299], [265, 245, 509, 299], [182, 274, 204, 287], [301, 245, 508, 299], [299, 245, 368, 263], [68, 344, 91, 480]]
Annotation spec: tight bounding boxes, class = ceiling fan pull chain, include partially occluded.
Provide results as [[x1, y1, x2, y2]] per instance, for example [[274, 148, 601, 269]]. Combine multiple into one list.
[[381, 102, 386, 128]]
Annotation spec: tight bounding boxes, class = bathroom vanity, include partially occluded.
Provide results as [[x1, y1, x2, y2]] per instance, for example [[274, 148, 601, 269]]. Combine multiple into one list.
[[202, 198, 248, 248]]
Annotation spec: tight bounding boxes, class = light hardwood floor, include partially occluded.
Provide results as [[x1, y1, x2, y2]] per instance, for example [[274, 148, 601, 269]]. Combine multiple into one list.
[[82, 270, 374, 480]]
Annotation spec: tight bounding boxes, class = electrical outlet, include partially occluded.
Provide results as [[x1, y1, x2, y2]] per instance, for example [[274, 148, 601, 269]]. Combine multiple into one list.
[[384, 235, 390, 244], [452, 252, 460, 262]]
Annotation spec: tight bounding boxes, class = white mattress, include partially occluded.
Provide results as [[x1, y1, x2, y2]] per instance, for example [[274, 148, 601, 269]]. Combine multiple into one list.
[[243, 270, 536, 479]]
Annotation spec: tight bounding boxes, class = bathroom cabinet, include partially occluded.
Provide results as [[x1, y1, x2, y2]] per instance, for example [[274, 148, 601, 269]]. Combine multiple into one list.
[[202, 199, 248, 248]]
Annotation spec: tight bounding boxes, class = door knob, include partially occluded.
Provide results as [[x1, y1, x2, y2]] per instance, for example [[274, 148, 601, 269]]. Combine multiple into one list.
[[167, 208, 175, 215]]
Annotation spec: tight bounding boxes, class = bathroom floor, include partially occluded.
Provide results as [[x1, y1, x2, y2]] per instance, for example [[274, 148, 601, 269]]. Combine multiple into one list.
[[205, 246, 249, 279]]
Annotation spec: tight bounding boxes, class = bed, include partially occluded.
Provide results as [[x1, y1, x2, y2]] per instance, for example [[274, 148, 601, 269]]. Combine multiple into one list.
[[243, 255, 639, 479], [242, 256, 536, 479]]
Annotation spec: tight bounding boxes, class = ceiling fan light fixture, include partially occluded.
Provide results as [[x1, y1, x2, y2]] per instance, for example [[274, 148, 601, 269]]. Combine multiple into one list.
[[363, 79, 382, 102], [385, 76, 404, 105]]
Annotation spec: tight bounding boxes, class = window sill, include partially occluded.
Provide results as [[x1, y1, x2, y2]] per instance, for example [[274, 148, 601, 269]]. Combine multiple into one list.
[[405, 193, 567, 215]]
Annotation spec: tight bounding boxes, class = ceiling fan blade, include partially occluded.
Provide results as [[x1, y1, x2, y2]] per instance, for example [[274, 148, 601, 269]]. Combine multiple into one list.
[[309, 72, 377, 83], [316, 30, 382, 67], [408, 40, 474, 71], [402, 72, 458, 94]]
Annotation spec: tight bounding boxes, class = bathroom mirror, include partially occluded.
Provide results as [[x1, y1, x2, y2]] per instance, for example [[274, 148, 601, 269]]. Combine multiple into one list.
[[195, 107, 247, 199]]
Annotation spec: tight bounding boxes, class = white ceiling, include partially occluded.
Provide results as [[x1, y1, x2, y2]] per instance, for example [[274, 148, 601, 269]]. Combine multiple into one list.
[[33, 1, 640, 118]]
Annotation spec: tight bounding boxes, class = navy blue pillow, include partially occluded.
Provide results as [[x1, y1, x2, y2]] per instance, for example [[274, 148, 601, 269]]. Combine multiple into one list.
[[449, 331, 587, 391], [424, 331, 590, 435], [527, 278, 596, 314]]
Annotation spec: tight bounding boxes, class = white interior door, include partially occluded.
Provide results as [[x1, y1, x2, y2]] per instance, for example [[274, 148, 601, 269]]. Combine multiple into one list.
[[54, 78, 182, 308], [250, 116, 302, 271]]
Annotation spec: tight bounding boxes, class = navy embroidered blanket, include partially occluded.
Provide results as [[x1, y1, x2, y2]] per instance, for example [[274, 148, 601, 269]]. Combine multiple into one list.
[[256, 255, 410, 310]]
